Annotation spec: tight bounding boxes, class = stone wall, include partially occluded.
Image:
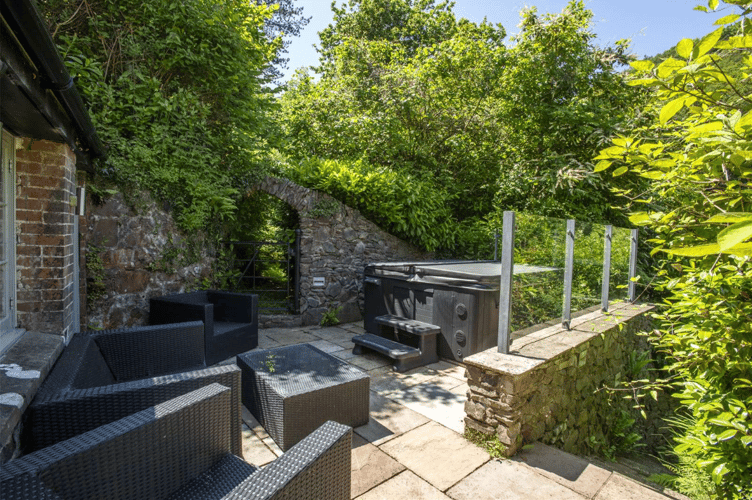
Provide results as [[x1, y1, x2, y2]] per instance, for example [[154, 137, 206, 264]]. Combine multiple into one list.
[[256, 177, 430, 325], [86, 178, 428, 329], [84, 194, 213, 330], [464, 302, 672, 456]]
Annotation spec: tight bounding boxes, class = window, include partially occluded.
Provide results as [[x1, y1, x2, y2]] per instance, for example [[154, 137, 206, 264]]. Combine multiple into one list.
[[0, 128, 19, 354]]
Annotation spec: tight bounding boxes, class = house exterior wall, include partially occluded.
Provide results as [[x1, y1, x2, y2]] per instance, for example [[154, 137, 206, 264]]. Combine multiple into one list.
[[14, 139, 80, 339]]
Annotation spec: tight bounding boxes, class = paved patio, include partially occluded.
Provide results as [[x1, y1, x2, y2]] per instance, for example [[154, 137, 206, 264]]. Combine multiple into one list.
[[240, 322, 685, 500]]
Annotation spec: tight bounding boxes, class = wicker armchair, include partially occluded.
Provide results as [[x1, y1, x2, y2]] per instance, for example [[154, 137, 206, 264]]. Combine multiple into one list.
[[150, 290, 259, 365], [2, 384, 353, 499], [23, 322, 242, 455]]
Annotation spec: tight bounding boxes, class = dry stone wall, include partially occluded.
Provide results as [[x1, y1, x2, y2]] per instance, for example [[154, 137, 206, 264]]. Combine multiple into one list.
[[256, 177, 430, 325], [84, 194, 213, 329], [86, 178, 428, 329], [464, 302, 673, 456]]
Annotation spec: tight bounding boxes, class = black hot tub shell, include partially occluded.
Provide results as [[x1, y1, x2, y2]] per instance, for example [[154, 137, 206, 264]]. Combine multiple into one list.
[[364, 260, 556, 362]]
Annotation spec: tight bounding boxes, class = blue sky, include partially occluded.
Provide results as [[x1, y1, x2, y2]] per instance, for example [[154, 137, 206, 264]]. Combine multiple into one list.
[[280, 0, 733, 80]]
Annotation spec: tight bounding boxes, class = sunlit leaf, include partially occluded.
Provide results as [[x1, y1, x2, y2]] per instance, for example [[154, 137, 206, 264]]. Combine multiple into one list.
[[707, 213, 752, 224], [660, 244, 720, 257], [629, 213, 651, 226], [697, 28, 723, 58], [630, 60, 655, 72], [593, 160, 612, 173], [717, 220, 752, 251], [660, 97, 686, 125], [715, 14, 741, 25], [657, 58, 685, 78], [676, 39, 694, 58]]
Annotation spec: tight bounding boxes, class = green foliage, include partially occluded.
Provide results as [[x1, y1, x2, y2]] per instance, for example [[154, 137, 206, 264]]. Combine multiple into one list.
[[85, 245, 106, 306], [287, 158, 456, 251], [585, 407, 642, 461], [320, 306, 343, 326], [41, 0, 281, 232], [648, 414, 717, 500], [194, 245, 242, 291], [306, 198, 341, 219], [463, 428, 507, 459], [280, 0, 508, 220], [495, 1, 643, 223], [596, 2, 752, 496], [281, 0, 641, 227]]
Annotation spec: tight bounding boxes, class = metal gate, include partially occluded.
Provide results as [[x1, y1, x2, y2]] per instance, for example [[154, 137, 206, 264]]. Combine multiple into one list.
[[228, 229, 300, 314]]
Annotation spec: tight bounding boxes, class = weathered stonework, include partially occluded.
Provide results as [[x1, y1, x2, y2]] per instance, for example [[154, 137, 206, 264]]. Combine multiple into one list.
[[87, 178, 428, 329], [256, 177, 430, 325], [464, 302, 671, 456], [84, 194, 213, 329]]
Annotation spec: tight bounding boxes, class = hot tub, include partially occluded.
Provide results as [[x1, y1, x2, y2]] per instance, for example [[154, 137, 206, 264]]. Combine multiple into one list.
[[363, 260, 555, 362]]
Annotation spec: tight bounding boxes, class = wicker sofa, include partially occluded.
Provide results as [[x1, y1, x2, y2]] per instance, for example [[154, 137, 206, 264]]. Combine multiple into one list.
[[150, 290, 259, 365], [23, 321, 242, 455], [2, 383, 353, 499]]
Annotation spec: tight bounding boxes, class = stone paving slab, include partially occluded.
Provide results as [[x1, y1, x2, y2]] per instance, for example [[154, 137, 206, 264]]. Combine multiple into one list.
[[349, 353, 392, 371], [310, 326, 357, 343], [351, 433, 406, 498], [380, 380, 468, 434], [594, 473, 676, 500], [370, 366, 442, 394], [513, 442, 612, 498], [380, 421, 489, 492], [241, 424, 277, 467], [355, 471, 451, 500], [264, 330, 320, 346], [332, 349, 358, 361], [354, 391, 430, 446], [306, 339, 342, 353], [447, 459, 587, 500], [241, 406, 282, 457], [426, 360, 467, 381]]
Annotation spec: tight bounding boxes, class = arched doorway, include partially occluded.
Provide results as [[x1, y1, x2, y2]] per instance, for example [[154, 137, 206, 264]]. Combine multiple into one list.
[[226, 190, 301, 315]]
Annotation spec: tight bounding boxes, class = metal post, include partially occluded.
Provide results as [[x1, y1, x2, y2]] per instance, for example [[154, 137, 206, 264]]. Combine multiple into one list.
[[562, 219, 575, 329], [497, 211, 515, 354], [294, 229, 301, 313], [628, 228, 639, 303], [494, 231, 499, 261], [601, 225, 613, 312]]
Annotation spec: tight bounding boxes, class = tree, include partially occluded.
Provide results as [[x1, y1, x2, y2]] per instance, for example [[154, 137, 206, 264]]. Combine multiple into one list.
[[256, 0, 311, 83], [281, 0, 507, 220], [495, 0, 642, 223], [596, 1, 752, 496], [40, 0, 280, 231], [281, 0, 642, 234]]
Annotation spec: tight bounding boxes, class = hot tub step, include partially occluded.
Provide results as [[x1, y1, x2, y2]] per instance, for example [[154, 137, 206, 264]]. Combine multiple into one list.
[[352, 333, 425, 372], [374, 315, 441, 336], [352, 333, 419, 359], [353, 313, 441, 372]]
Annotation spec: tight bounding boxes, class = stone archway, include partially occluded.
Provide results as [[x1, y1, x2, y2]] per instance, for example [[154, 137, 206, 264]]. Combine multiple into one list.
[[255, 176, 430, 325]]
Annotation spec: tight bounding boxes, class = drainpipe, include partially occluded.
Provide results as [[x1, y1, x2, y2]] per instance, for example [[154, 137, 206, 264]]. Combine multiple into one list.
[[1, 0, 105, 160]]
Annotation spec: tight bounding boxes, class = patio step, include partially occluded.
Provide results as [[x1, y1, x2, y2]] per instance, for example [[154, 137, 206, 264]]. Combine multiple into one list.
[[353, 315, 440, 372], [374, 315, 441, 336], [352, 333, 421, 360]]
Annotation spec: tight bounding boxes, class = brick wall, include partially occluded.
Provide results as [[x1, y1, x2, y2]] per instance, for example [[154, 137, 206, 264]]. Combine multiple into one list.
[[14, 139, 80, 338]]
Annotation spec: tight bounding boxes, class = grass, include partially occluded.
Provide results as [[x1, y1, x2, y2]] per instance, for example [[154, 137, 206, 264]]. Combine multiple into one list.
[[464, 428, 507, 459]]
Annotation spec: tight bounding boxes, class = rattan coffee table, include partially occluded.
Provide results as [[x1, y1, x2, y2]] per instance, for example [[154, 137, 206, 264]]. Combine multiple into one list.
[[237, 344, 369, 451]]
